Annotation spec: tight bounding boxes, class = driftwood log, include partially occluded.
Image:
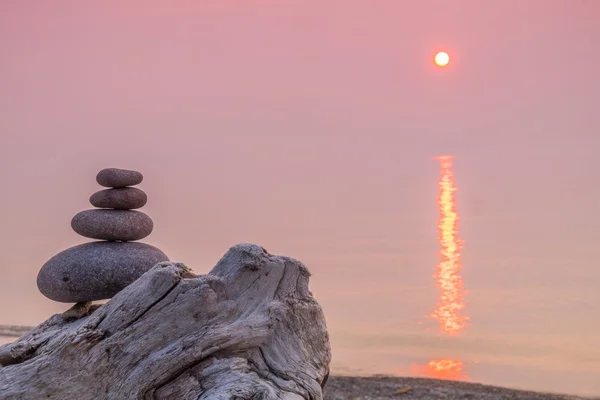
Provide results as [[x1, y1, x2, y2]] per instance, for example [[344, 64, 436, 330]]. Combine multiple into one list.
[[0, 244, 331, 399]]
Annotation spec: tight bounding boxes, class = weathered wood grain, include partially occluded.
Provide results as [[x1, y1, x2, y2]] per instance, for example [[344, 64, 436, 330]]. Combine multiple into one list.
[[0, 244, 331, 399]]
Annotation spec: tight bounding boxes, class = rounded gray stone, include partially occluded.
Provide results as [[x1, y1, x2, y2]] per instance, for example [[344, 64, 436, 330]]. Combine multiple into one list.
[[71, 209, 154, 241], [89, 187, 148, 210], [37, 241, 169, 302], [96, 168, 143, 188]]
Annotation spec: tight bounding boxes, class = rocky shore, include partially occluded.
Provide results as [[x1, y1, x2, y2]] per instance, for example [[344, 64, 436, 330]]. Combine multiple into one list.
[[323, 376, 596, 400]]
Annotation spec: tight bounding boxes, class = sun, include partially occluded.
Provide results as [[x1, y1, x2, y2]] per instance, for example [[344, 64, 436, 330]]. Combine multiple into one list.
[[434, 51, 450, 67]]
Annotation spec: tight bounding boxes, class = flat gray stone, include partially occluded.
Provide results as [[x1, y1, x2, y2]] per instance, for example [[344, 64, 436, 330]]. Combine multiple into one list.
[[71, 209, 153, 241], [89, 187, 148, 210], [37, 242, 169, 302], [96, 168, 143, 188]]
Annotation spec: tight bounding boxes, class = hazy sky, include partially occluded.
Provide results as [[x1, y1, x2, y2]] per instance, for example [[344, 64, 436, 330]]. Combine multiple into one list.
[[1, 1, 600, 394]]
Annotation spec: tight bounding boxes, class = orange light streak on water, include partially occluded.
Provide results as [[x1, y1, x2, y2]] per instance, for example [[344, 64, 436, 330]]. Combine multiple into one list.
[[430, 155, 468, 336], [411, 358, 467, 381], [410, 156, 470, 381]]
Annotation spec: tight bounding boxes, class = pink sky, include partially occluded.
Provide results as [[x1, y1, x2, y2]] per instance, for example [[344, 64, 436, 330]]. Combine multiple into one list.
[[1, 1, 600, 395]]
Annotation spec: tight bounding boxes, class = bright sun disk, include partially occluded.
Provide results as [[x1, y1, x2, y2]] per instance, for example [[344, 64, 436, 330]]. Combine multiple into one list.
[[435, 52, 450, 67]]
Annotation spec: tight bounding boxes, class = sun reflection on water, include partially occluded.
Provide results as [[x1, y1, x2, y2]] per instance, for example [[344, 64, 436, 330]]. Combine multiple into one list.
[[411, 155, 469, 381], [430, 155, 468, 335], [411, 358, 468, 381]]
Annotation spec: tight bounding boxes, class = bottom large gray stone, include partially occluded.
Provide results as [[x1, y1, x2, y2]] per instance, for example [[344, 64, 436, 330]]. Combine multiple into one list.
[[37, 242, 169, 302]]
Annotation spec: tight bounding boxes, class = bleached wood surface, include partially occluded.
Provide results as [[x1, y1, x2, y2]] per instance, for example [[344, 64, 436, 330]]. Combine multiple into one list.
[[0, 244, 331, 399]]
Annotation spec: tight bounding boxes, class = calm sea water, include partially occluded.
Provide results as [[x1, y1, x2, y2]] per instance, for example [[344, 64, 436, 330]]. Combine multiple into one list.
[[314, 157, 600, 398], [321, 264, 600, 390], [322, 261, 600, 397], [2, 156, 599, 396]]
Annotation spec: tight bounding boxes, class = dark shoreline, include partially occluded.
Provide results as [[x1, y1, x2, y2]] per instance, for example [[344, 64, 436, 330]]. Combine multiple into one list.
[[324, 376, 598, 400]]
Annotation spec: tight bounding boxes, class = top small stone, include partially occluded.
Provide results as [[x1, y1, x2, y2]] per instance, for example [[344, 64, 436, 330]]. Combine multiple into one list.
[[96, 168, 143, 188]]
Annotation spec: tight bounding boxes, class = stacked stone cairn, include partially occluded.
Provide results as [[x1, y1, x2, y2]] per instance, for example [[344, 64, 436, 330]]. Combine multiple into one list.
[[37, 168, 169, 303]]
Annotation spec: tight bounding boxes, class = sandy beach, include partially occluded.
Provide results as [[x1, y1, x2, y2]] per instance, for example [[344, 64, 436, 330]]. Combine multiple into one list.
[[323, 376, 598, 400]]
